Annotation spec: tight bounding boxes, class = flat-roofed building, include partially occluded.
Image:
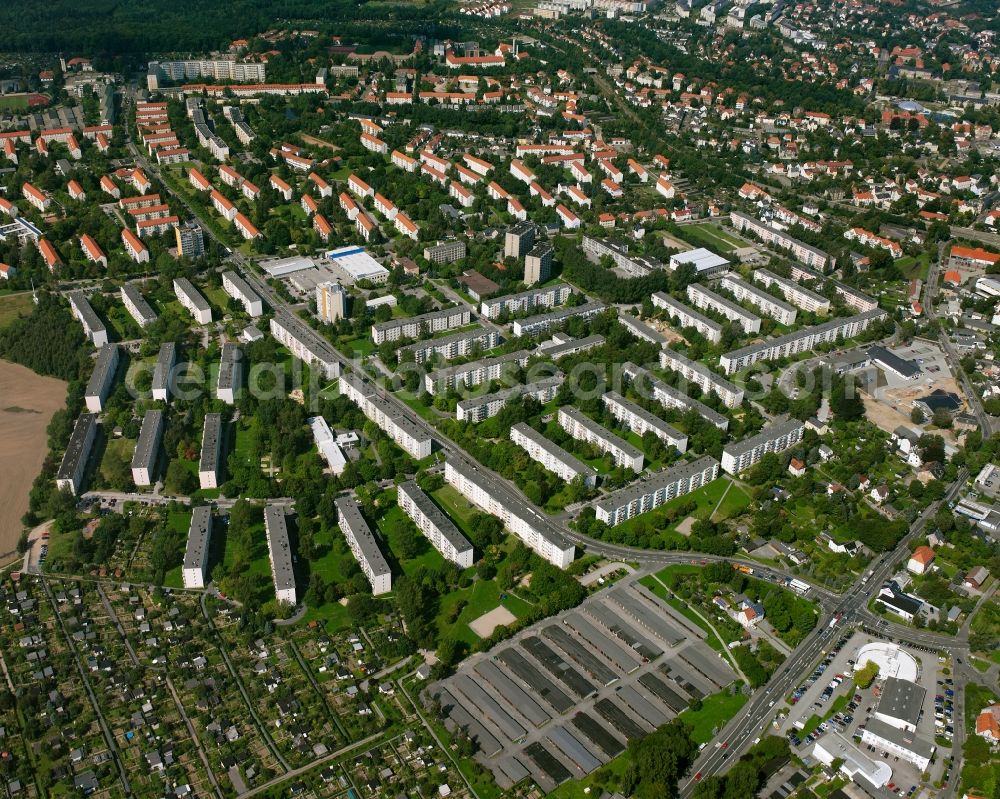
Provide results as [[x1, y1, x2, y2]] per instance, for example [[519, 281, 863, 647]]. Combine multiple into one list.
[[175, 222, 205, 259], [582, 236, 664, 278], [371, 306, 470, 344], [480, 284, 572, 320], [121, 284, 157, 327], [198, 413, 223, 489], [618, 313, 668, 346], [558, 405, 643, 472], [721, 417, 804, 475], [182, 506, 212, 589], [651, 292, 723, 343], [731, 212, 832, 271], [719, 273, 797, 325], [860, 717, 934, 772], [456, 376, 563, 423], [217, 343, 241, 404], [397, 481, 474, 568], [399, 327, 501, 364], [425, 350, 530, 395], [423, 240, 467, 265], [335, 497, 391, 595], [867, 345, 921, 380], [444, 457, 575, 568], [131, 409, 164, 486], [309, 415, 346, 475], [754, 268, 830, 314], [594, 455, 720, 526], [339, 373, 432, 458], [601, 391, 687, 453], [512, 301, 605, 337], [264, 505, 298, 604], [222, 270, 263, 317], [510, 422, 597, 487], [622, 362, 730, 430], [542, 333, 605, 360], [686, 283, 761, 334], [173, 278, 212, 324], [67, 290, 108, 347], [524, 242, 554, 285], [84, 345, 119, 413], [873, 677, 926, 733], [719, 309, 887, 374], [269, 311, 341, 379], [152, 343, 176, 402], [659, 348, 744, 408], [504, 221, 535, 259], [668, 247, 731, 277], [56, 413, 98, 495], [316, 281, 347, 323]]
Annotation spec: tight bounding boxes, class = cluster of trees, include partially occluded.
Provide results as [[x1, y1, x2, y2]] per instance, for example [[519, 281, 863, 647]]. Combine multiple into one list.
[[692, 736, 790, 799], [0, 293, 88, 381], [731, 641, 784, 689], [619, 719, 698, 799]]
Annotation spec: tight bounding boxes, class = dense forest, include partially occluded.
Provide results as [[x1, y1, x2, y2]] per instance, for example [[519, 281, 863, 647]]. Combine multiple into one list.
[[0, 293, 89, 382]]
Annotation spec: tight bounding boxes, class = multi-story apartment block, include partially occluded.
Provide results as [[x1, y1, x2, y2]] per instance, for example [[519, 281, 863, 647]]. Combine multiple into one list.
[[399, 327, 501, 364], [582, 236, 665, 278], [397, 481, 474, 568], [686, 283, 762, 334], [444, 458, 575, 568], [721, 417, 805, 475], [659, 348, 744, 408], [594, 456, 720, 526], [217, 343, 241, 405], [339, 373, 432, 458], [335, 497, 392, 595], [558, 405, 644, 472], [651, 292, 723, 343], [316, 281, 347, 323], [152, 343, 175, 402], [719, 309, 888, 374], [510, 422, 597, 487], [618, 313, 668, 346], [121, 284, 157, 327], [148, 59, 266, 89], [504, 221, 535, 259], [67, 290, 108, 347], [480, 284, 573, 320], [264, 505, 298, 605], [122, 228, 150, 263], [719, 274, 797, 325], [198, 413, 223, 489], [371, 306, 470, 344], [456, 376, 564, 423], [269, 311, 341, 379], [84, 344, 119, 413], [524, 242, 553, 286], [424, 350, 530, 395], [222, 271, 263, 317], [56, 413, 98, 495], [786, 263, 878, 313], [175, 222, 205, 259], [753, 268, 830, 314], [182, 506, 212, 589], [174, 278, 212, 324], [730, 211, 832, 271], [622, 362, 730, 430], [423, 240, 467, 264], [601, 392, 687, 453], [512, 301, 605, 337], [131, 409, 164, 487]]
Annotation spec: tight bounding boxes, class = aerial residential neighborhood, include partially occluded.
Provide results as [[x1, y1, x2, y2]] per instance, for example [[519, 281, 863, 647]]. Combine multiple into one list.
[[0, 1, 997, 799]]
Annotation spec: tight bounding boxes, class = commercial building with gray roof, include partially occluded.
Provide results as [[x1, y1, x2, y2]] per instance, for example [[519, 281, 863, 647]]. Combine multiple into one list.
[[873, 677, 926, 732]]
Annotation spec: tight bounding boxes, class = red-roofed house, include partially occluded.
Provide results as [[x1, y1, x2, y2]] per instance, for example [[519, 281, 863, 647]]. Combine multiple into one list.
[[907, 546, 935, 575], [67, 180, 86, 201], [233, 212, 261, 241], [975, 705, 1000, 743], [22, 182, 49, 212], [313, 214, 333, 242], [80, 234, 107, 267], [394, 212, 418, 241], [269, 174, 293, 201], [100, 176, 120, 198], [121, 229, 149, 263], [37, 238, 61, 271]]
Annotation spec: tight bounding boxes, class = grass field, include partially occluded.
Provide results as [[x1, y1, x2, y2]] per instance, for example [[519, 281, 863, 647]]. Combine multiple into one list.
[[162, 510, 193, 588], [677, 223, 743, 254], [612, 477, 751, 538], [0, 292, 35, 328], [376, 504, 447, 576], [431, 484, 480, 533], [678, 685, 748, 743], [548, 750, 630, 799], [0, 95, 29, 111], [434, 576, 530, 647]]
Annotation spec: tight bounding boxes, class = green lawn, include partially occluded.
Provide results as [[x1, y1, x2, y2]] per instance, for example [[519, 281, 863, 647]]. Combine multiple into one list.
[[337, 335, 375, 358], [548, 750, 630, 799], [162, 510, 193, 588], [435, 576, 528, 647], [0, 95, 29, 111], [897, 252, 931, 281], [676, 223, 742, 254], [431, 484, 479, 533], [678, 686, 749, 744], [0, 292, 35, 328], [299, 528, 352, 629], [612, 477, 746, 538], [376, 504, 447, 576]]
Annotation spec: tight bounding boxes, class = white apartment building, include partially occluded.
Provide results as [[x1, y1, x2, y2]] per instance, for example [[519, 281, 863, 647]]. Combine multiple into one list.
[[595, 456, 720, 526], [558, 406, 644, 472], [316, 281, 347, 323], [456, 376, 563, 423], [511, 301, 605, 337], [651, 292, 723, 343], [622, 362, 730, 431], [754, 268, 831, 314], [198, 413, 223, 489], [659, 348, 744, 408], [601, 392, 687, 453], [264, 505, 298, 605], [339, 373, 432, 459], [371, 306, 470, 344], [217, 343, 241, 404], [222, 270, 263, 317], [121, 284, 157, 327], [721, 417, 804, 475], [399, 328, 501, 364], [730, 211, 832, 271], [444, 458, 575, 568], [480, 284, 572, 320], [335, 497, 392, 595], [719, 309, 887, 375], [397, 481, 474, 568], [686, 283, 762, 335], [424, 350, 530, 395], [148, 59, 266, 86], [182, 507, 213, 589], [56, 413, 98, 495], [131, 409, 164, 487], [84, 344, 119, 413], [67, 290, 109, 347], [510, 423, 597, 487], [152, 343, 175, 402], [173, 278, 212, 325], [787, 263, 879, 313], [269, 311, 341, 379], [719, 274, 797, 325]]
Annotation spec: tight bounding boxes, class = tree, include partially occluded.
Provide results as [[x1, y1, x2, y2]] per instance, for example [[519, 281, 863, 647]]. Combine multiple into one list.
[[626, 719, 697, 799], [164, 460, 197, 495]]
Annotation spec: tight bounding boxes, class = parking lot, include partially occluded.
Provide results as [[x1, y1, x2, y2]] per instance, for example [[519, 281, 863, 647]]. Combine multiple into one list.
[[776, 631, 953, 797], [425, 579, 737, 793]]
